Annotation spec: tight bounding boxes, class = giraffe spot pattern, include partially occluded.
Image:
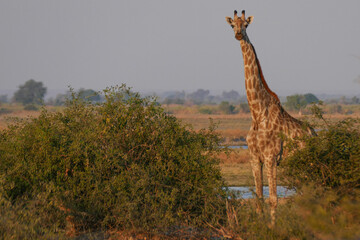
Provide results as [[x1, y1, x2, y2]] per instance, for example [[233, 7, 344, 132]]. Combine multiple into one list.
[[245, 67, 250, 80]]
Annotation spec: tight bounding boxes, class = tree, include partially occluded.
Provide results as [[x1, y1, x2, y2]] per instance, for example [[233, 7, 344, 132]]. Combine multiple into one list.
[[187, 89, 210, 104], [285, 93, 319, 113], [0, 95, 8, 104], [304, 93, 319, 104], [52, 93, 68, 106], [162, 91, 185, 105], [163, 98, 185, 105], [351, 96, 359, 104], [222, 90, 240, 102], [13, 79, 47, 105], [285, 94, 307, 112], [78, 88, 101, 102]]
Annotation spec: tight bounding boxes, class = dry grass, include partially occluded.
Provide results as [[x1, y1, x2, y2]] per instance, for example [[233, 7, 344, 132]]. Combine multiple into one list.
[[175, 113, 252, 133], [0, 110, 41, 130], [163, 104, 199, 115], [174, 113, 252, 145], [217, 129, 248, 145], [0, 104, 62, 130], [217, 148, 288, 186], [217, 149, 250, 164], [216, 148, 253, 186], [220, 162, 286, 186], [220, 162, 253, 186]]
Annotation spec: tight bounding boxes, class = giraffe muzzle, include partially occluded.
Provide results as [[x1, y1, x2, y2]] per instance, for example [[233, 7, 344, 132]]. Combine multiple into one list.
[[235, 33, 243, 40]]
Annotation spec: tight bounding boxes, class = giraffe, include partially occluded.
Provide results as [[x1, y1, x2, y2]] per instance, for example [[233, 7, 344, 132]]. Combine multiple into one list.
[[225, 10, 314, 224]]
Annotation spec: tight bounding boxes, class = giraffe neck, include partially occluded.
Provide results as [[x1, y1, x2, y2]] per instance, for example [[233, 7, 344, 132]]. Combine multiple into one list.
[[240, 39, 279, 120]]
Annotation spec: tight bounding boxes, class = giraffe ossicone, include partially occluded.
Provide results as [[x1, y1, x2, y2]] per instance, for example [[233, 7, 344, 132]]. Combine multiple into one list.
[[225, 9, 315, 225]]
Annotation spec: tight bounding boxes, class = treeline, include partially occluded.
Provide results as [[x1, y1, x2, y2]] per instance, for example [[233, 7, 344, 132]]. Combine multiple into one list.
[[161, 90, 322, 114], [161, 89, 245, 105], [1, 79, 359, 115], [0, 79, 101, 109]]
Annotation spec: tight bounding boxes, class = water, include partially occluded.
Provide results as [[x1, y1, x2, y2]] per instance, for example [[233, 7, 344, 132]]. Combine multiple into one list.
[[221, 146, 295, 199], [228, 186, 296, 199]]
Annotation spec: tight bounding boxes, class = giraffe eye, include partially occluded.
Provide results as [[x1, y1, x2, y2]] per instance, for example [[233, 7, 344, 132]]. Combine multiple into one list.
[[231, 25, 234, 29]]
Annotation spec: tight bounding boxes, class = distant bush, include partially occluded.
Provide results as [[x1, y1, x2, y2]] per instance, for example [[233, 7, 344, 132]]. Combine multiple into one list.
[[0, 85, 226, 237], [219, 101, 237, 114], [0, 108, 12, 115], [198, 106, 215, 114], [54, 93, 68, 106], [23, 104, 39, 111], [187, 89, 210, 105], [162, 98, 185, 105], [0, 95, 8, 104], [328, 104, 343, 114], [239, 103, 250, 113], [78, 88, 101, 102], [345, 109, 354, 115]]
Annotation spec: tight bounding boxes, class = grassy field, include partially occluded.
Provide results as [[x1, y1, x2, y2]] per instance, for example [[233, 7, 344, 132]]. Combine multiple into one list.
[[0, 104, 62, 129], [1, 102, 360, 186], [0, 108, 40, 129], [168, 103, 360, 186]]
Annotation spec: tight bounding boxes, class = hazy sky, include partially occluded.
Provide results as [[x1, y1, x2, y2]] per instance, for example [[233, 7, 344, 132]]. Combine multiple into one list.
[[1, 1, 360, 97]]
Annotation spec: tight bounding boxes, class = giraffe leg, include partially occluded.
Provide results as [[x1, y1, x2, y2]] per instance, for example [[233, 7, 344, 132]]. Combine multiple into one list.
[[249, 156, 263, 214], [265, 157, 277, 227], [250, 158, 263, 199], [247, 129, 264, 213]]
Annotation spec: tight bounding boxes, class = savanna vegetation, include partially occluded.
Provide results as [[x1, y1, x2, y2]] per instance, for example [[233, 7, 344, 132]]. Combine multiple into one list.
[[0, 86, 227, 238], [0, 84, 359, 239]]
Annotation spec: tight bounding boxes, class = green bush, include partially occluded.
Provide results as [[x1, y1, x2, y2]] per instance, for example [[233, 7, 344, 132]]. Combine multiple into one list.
[[0, 85, 226, 236], [0, 182, 67, 239], [281, 117, 360, 192], [219, 101, 236, 114], [279, 106, 360, 239]]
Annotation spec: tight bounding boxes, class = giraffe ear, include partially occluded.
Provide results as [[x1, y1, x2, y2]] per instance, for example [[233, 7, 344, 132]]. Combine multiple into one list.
[[246, 16, 254, 25], [225, 17, 233, 25]]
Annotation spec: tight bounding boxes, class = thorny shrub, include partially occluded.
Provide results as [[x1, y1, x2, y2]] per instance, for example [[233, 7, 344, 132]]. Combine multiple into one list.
[[0, 85, 227, 237]]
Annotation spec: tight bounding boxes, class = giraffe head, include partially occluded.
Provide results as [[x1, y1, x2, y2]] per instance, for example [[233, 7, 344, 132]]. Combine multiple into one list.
[[226, 10, 254, 41]]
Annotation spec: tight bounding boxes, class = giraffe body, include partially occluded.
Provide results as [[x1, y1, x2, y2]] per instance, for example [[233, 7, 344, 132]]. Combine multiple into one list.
[[226, 10, 314, 224]]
